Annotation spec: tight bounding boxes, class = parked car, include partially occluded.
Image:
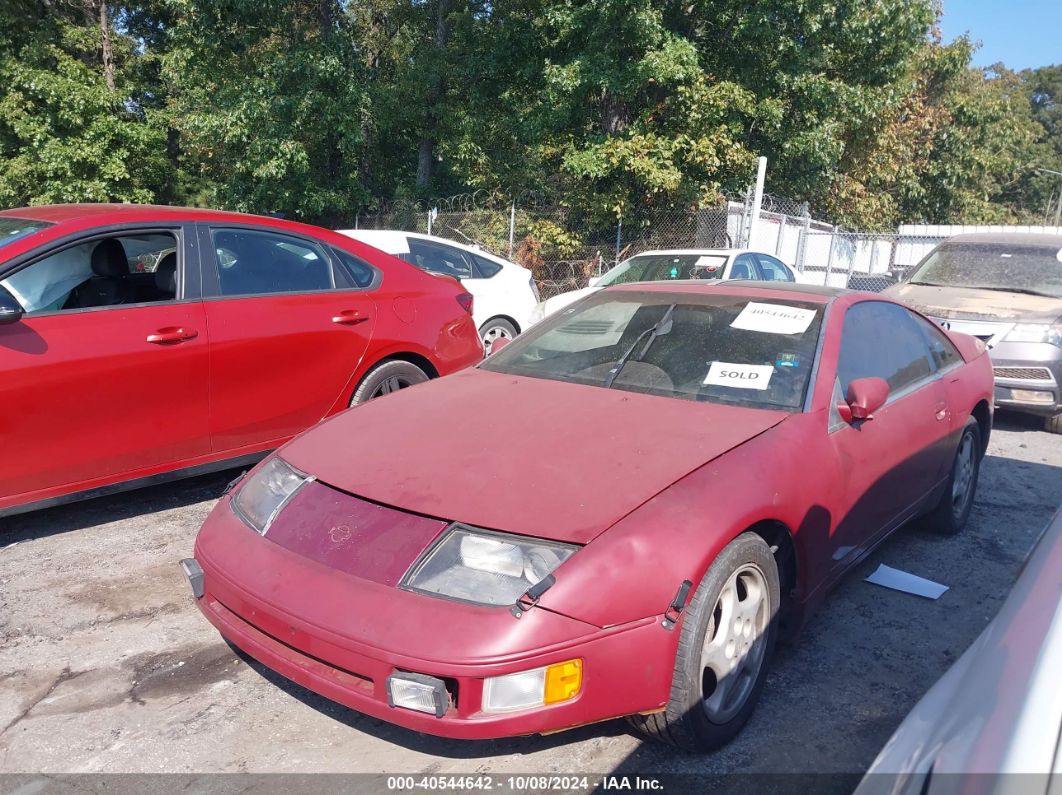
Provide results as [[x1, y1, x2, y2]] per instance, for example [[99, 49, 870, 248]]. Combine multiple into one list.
[[854, 506, 1062, 795], [528, 248, 796, 326], [337, 229, 538, 354], [885, 233, 1062, 433], [184, 281, 992, 752], [0, 205, 483, 518]]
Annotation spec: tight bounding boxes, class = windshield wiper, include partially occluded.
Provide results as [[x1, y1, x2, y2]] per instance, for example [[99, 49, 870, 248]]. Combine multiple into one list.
[[603, 304, 675, 389], [965, 285, 1056, 298]]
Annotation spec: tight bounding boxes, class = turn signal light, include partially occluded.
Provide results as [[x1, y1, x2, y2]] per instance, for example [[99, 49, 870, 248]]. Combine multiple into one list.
[[543, 659, 583, 704]]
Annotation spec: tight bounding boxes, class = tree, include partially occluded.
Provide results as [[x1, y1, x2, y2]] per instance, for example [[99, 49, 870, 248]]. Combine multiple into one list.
[[0, 0, 172, 206]]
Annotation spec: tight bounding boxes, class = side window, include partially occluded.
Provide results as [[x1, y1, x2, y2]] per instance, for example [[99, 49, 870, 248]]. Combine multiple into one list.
[[332, 248, 379, 289], [0, 232, 179, 313], [913, 312, 962, 371], [837, 302, 935, 395], [211, 229, 333, 297], [471, 254, 502, 278], [756, 255, 793, 282], [405, 238, 472, 279], [729, 254, 758, 280]]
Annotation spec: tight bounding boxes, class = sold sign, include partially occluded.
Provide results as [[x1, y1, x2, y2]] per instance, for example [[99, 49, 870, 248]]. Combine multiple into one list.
[[703, 361, 774, 390]]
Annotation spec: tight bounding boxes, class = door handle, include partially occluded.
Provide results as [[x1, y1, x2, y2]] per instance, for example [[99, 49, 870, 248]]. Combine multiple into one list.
[[934, 401, 949, 422], [146, 327, 198, 345], [332, 310, 368, 326]]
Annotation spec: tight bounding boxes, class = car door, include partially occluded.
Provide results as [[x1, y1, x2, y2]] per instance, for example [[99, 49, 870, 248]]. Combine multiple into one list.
[[825, 300, 953, 572], [200, 225, 379, 453], [0, 225, 209, 504]]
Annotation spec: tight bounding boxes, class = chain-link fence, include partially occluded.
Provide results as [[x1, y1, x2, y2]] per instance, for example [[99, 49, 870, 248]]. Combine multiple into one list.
[[351, 191, 1054, 299]]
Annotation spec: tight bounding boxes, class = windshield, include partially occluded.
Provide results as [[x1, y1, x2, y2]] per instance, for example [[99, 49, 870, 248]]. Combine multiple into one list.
[[0, 217, 52, 251], [482, 291, 825, 410], [908, 241, 1062, 298], [597, 253, 728, 286]]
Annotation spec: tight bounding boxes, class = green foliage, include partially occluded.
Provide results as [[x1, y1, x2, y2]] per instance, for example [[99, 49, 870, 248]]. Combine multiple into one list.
[[0, 0, 1057, 228]]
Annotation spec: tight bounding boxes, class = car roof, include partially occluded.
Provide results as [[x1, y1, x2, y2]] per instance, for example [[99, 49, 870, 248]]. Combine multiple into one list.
[[944, 232, 1062, 247], [338, 228, 519, 268], [607, 279, 849, 304], [628, 248, 765, 258]]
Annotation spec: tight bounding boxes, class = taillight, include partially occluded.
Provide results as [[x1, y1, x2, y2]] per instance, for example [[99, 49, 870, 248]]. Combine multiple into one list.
[[456, 292, 473, 315]]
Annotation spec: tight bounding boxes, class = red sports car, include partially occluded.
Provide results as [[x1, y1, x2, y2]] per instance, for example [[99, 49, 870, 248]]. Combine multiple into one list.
[[185, 281, 993, 751], [0, 204, 482, 517]]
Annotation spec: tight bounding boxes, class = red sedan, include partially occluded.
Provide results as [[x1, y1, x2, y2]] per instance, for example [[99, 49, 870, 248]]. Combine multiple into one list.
[[0, 204, 482, 517], [185, 281, 993, 751]]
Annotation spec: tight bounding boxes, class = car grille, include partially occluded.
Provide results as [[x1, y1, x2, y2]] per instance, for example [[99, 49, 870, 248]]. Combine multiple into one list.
[[993, 366, 1054, 381]]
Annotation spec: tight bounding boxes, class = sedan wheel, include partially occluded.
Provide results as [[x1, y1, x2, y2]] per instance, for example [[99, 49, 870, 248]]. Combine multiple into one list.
[[480, 318, 518, 355], [923, 416, 982, 535], [349, 360, 429, 406], [629, 532, 779, 751]]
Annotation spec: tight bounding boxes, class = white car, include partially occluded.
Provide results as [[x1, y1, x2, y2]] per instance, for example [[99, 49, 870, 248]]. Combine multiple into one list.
[[528, 248, 796, 326], [336, 229, 538, 353], [854, 506, 1062, 795]]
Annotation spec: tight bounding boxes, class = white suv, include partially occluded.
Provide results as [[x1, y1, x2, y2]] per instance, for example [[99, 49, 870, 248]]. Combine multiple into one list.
[[337, 230, 538, 353]]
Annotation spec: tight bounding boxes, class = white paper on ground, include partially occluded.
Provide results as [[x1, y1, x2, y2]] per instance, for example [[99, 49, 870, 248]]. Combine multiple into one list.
[[703, 361, 773, 390], [865, 564, 948, 599], [731, 301, 816, 335]]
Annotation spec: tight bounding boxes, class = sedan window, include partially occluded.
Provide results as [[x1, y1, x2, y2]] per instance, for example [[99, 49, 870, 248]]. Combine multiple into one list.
[[755, 255, 794, 282], [482, 292, 824, 410], [405, 238, 473, 279], [728, 255, 758, 280], [1, 232, 179, 313], [211, 229, 333, 296], [837, 301, 935, 395]]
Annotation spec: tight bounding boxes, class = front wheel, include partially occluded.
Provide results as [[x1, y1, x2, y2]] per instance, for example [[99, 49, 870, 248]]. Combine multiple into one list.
[[923, 416, 982, 534], [629, 532, 780, 752], [349, 360, 429, 406]]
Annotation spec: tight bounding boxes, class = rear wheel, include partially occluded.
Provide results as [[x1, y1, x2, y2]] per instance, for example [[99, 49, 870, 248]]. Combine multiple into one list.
[[479, 318, 518, 355], [1045, 414, 1062, 434], [349, 360, 429, 406], [629, 532, 779, 752], [923, 416, 981, 534]]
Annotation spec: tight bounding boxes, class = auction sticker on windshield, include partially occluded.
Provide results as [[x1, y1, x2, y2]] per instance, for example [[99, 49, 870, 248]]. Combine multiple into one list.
[[703, 361, 773, 390], [731, 302, 816, 335]]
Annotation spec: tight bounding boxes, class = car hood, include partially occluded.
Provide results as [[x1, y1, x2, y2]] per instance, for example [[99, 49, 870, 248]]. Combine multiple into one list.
[[886, 282, 1062, 323], [280, 368, 786, 544]]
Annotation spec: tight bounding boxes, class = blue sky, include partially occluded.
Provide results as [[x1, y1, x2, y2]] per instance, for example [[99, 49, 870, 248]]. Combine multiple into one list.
[[941, 0, 1061, 71]]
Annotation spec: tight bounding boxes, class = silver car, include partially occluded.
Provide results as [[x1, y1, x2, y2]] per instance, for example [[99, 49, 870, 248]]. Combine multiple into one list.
[[886, 233, 1062, 433], [854, 506, 1062, 795]]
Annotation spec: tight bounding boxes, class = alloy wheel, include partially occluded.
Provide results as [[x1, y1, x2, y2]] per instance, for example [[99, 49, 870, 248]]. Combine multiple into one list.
[[700, 564, 770, 724], [951, 433, 976, 518], [482, 325, 513, 355]]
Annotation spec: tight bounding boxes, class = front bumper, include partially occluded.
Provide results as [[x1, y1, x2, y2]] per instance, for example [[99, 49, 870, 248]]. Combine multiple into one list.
[[989, 342, 1062, 417], [188, 498, 676, 739]]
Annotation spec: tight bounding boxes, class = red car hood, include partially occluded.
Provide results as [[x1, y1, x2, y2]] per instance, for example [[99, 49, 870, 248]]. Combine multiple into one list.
[[280, 368, 787, 544]]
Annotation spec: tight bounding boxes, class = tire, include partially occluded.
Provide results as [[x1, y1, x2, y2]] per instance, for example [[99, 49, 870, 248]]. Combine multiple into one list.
[[1045, 414, 1062, 434], [349, 360, 429, 406], [923, 416, 982, 535], [629, 532, 780, 752], [479, 318, 518, 355]]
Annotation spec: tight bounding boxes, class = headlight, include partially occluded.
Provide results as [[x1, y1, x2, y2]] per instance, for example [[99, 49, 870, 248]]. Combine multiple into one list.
[[232, 457, 313, 534], [1005, 322, 1062, 347], [402, 524, 576, 606]]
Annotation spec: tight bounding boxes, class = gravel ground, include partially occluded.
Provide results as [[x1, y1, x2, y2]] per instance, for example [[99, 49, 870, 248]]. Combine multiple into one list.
[[1, 412, 1059, 783]]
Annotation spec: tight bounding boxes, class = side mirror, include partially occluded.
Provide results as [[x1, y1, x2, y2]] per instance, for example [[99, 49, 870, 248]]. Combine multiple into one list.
[[488, 336, 511, 355], [838, 377, 889, 424], [587, 276, 601, 288], [0, 286, 23, 325]]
